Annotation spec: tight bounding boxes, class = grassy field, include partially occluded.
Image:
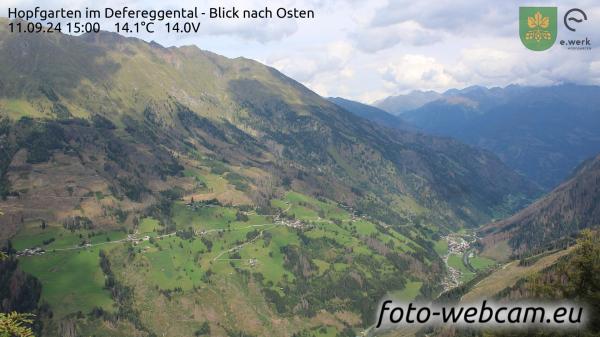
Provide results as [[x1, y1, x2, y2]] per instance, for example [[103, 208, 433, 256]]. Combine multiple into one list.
[[434, 239, 449, 256], [469, 255, 496, 270], [390, 281, 423, 301], [448, 253, 475, 283], [183, 167, 251, 205], [236, 226, 298, 284], [272, 192, 417, 254], [12, 222, 127, 252], [462, 246, 574, 302], [273, 192, 352, 222], [138, 217, 161, 236], [134, 236, 207, 290], [18, 248, 113, 318], [9, 190, 440, 335]]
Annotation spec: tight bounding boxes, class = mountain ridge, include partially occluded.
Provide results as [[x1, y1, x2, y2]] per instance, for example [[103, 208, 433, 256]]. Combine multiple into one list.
[[480, 152, 600, 255], [377, 84, 600, 189], [0, 21, 539, 232], [327, 96, 413, 131]]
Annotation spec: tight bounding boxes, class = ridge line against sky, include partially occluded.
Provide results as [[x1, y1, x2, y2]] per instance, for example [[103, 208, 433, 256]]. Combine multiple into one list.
[[4, 0, 600, 103]]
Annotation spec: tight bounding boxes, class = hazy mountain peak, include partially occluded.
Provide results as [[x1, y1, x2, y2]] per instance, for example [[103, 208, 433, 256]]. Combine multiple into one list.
[[374, 90, 443, 115]]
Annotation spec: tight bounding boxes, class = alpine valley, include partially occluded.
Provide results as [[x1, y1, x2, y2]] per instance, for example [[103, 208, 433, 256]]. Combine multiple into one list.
[[1, 18, 599, 337]]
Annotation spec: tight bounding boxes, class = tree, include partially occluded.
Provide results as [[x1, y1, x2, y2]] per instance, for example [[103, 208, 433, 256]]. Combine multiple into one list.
[[194, 321, 210, 336], [568, 229, 600, 298], [0, 311, 35, 337]]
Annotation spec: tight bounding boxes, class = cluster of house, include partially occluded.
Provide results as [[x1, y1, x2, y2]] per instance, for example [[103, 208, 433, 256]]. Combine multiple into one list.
[[339, 204, 365, 222], [277, 218, 306, 229], [16, 247, 45, 257], [442, 264, 462, 290], [127, 234, 151, 245], [447, 237, 470, 254]]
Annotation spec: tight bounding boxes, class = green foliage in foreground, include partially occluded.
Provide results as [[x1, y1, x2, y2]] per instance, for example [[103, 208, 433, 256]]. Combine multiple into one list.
[[0, 312, 35, 337], [486, 230, 600, 337]]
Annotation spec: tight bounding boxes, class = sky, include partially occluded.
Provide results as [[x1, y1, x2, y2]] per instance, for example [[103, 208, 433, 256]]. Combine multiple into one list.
[[4, 0, 600, 103]]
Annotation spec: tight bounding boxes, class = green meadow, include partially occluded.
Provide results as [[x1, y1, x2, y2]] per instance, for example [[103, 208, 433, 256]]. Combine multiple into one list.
[[10, 190, 445, 331], [469, 255, 496, 270], [12, 223, 127, 252], [434, 239, 449, 256], [18, 248, 113, 317], [448, 253, 475, 282], [390, 281, 423, 301]]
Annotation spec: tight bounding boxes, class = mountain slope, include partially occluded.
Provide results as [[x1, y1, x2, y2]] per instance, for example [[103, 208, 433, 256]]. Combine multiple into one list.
[[0, 20, 541, 336], [395, 85, 600, 189], [328, 97, 413, 131], [0, 22, 538, 231], [480, 153, 600, 254]]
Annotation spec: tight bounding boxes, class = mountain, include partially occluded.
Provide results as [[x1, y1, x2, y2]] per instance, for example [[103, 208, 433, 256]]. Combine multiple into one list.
[[480, 153, 600, 255], [400, 85, 520, 134], [0, 21, 538, 232], [0, 20, 540, 336], [395, 84, 600, 189], [327, 97, 413, 130], [374, 90, 442, 115]]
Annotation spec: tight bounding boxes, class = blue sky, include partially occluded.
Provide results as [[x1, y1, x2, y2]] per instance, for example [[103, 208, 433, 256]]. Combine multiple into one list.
[[5, 0, 600, 102]]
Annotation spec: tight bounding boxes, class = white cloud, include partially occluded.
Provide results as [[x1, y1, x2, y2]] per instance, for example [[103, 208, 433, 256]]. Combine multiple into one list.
[[369, 0, 515, 35], [379, 54, 460, 91], [266, 40, 354, 83], [448, 44, 600, 88], [201, 18, 298, 43], [450, 48, 519, 85], [353, 21, 443, 52]]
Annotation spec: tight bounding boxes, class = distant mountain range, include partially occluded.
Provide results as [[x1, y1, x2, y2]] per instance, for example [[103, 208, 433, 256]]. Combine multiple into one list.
[[481, 152, 600, 254], [373, 84, 600, 189]]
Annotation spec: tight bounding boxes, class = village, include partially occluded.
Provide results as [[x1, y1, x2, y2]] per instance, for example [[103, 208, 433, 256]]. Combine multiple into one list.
[[440, 234, 475, 291]]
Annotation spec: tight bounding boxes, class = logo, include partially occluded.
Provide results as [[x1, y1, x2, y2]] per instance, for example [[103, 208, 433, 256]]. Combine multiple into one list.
[[519, 7, 557, 51], [564, 8, 587, 31], [560, 8, 592, 50]]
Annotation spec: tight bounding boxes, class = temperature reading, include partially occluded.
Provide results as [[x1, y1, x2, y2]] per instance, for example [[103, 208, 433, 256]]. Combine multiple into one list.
[[115, 21, 155, 33]]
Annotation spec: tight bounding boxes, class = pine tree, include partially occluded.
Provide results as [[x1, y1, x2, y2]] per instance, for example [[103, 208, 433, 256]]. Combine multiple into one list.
[[0, 312, 35, 337]]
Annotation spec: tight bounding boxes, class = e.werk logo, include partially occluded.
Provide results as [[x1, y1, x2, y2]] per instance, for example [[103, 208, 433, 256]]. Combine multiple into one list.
[[564, 8, 587, 31], [560, 8, 591, 50], [519, 7, 557, 51], [519, 6, 592, 51]]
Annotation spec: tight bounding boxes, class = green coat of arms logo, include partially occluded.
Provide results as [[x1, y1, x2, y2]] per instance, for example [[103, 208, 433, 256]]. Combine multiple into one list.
[[520, 7, 557, 51]]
